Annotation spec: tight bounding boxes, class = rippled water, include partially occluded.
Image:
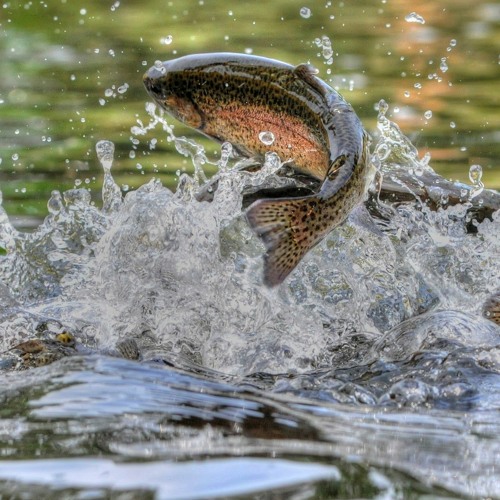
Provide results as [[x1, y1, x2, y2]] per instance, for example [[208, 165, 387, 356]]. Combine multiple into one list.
[[0, 104, 499, 498]]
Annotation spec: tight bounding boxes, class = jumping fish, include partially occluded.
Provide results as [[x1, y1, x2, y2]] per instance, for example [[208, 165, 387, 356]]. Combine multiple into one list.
[[143, 53, 370, 286]]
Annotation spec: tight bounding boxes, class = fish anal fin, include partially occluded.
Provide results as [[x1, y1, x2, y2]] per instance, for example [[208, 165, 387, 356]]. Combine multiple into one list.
[[246, 195, 324, 286]]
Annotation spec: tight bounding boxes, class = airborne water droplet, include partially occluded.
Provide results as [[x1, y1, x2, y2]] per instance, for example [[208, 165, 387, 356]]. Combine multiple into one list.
[[300, 6, 311, 18], [96, 140, 115, 171], [117, 83, 129, 94], [468, 164, 484, 199], [96, 141, 122, 214], [405, 12, 425, 24], [440, 57, 448, 73]]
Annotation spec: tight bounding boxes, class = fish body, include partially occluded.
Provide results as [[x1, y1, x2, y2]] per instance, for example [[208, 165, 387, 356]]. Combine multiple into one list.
[[483, 291, 500, 326], [144, 53, 370, 286]]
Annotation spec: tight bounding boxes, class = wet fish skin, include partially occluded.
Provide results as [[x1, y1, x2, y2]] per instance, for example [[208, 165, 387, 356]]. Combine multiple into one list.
[[144, 53, 370, 286], [483, 292, 500, 326]]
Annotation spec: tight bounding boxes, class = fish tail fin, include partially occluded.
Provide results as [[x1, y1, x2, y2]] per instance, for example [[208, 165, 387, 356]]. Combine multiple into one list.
[[246, 195, 322, 287]]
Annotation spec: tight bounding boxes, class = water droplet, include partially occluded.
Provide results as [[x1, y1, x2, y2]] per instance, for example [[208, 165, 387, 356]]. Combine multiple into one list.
[[469, 164, 484, 199], [104, 88, 113, 97], [218, 142, 233, 170], [405, 12, 425, 24], [440, 57, 448, 73], [258, 131, 275, 146], [300, 6, 311, 18], [450, 121, 456, 129], [11, 153, 19, 161], [414, 82, 422, 89], [47, 190, 64, 215], [99, 98, 106, 106], [404, 91, 410, 98], [160, 35, 173, 45], [79, 8, 87, 15], [469, 164, 482, 184], [377, 99, 389, 116], [117, 83, 129, 94], [154, 60, 166, 75], [449, 39, 457, 47], [95, 140, 115, 171], [424, 110, 432, 119], [321, 35, 333, 60]]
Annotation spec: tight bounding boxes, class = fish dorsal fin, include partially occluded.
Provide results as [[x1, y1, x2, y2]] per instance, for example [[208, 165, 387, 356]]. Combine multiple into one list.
[[294, 63, 329, 99]]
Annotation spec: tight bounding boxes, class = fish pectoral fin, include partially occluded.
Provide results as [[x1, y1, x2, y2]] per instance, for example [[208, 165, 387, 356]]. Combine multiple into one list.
[[246, 195, 322, 286]]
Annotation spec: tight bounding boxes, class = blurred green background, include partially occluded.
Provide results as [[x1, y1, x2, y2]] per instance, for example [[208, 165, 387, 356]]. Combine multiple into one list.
[[1, 0, 499, 227]]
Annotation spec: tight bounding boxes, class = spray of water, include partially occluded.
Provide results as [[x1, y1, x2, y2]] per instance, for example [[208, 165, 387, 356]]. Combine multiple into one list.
[[0, 103, 498, 376]]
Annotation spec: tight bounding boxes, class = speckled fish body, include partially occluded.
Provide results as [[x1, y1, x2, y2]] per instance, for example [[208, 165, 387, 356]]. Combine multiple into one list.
[[483, 291, 500, 326], [144, 53, 370, 286]]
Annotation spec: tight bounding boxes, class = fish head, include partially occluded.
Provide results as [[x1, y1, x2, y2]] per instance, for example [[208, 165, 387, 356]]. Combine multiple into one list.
[[143, 60, 204, 129]]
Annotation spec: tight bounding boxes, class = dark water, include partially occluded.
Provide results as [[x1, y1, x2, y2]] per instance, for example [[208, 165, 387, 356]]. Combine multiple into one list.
[[1, 1, 500, 499]]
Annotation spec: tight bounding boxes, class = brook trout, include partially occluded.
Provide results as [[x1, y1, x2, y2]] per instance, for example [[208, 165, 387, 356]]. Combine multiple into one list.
[[144, 53, 370, 286]]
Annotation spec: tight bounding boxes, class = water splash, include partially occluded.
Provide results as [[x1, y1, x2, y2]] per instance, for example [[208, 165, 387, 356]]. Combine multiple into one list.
[[468, 164, 484, 199], [0, 103, 499, 378]]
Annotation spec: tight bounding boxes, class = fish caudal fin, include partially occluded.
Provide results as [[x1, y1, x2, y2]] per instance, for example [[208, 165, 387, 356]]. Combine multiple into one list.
[[246, 195, 324, 287]]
